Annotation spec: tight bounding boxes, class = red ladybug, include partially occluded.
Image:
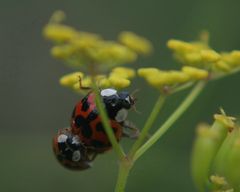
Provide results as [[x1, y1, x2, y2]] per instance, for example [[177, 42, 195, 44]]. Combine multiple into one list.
[[52, 128, 97, 170], [71, 88, 138, 153]]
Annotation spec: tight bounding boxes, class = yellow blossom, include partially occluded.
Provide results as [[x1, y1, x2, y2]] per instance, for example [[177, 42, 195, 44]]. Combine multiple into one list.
[[51, 45, 76, 59], [87, 42, 137, 65], [108, 75, 130, 89], [111, 67, 136, 79], [182, 66, 209, 80], [119, 31, 153, 55], [200, 50, 221, 63], [138, 68, 160, 78], [138, 68, 191, 88], [43, 24, 78, 42], [167, 39, 197, 53]]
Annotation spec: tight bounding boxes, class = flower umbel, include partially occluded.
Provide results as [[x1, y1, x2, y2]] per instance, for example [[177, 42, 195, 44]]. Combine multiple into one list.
[[44, 11, 240, 192]]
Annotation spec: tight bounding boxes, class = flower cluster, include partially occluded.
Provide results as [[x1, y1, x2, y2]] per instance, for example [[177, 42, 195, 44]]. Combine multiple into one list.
[[191, 109, 240, 191], [43, 11, 152, 91], [59, 67, 136, 92], [167, 33, 240, 74]]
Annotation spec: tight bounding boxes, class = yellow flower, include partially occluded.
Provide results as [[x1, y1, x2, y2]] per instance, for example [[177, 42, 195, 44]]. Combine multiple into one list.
[[138, 68, 191, 89], [43, 24, 78, 42], [200, 50, 221, 63], [167, 39, 197, 53], [138, 68, 160, 78], [119, 31, 153, 55], [108, 75, 131, 89], [87, 42, 137, 65], [111, 67, 136, 79], [182, 66, 208, 80], [51, 45, 75, 59]]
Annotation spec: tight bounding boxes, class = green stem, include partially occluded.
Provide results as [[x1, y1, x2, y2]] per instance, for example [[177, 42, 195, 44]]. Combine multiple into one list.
[[92, 82, 126, 160], [128, 95, 166, 158], [133, 81, 206, 162], [115, 160, 132, 192]]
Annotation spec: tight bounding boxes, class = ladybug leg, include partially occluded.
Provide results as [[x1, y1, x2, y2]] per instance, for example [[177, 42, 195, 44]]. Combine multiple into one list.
[[82, 145, 98, 162], [121, 120, 140, 139], [87, 151, 98, 162], [78, 76, 91, 90]]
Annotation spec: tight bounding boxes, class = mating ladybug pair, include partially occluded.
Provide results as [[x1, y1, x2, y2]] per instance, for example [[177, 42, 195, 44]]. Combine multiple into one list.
[[53, 86, 139, 170]]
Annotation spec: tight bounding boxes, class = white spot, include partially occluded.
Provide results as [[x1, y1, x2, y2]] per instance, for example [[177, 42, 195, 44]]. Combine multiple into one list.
[[57, 134, 68, 143], [100, 88, 117, 97], [125, 96, 130, 103], [115, 109, 128, 122], [71, 135, 80, 145], [72, 150, 81, 162]]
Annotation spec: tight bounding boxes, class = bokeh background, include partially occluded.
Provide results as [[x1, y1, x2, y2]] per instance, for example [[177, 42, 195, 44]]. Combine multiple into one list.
[[1, 0, 240, 191]]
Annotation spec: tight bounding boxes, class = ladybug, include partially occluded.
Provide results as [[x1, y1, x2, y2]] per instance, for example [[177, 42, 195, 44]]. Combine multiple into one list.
[[71, 88, 139, 153], [52, 128, 97, 170]]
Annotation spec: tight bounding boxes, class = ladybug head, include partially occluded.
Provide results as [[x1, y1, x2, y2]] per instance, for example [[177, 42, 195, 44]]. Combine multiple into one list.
[[118, 91, 135, 109], [101, 88, 134, 110]]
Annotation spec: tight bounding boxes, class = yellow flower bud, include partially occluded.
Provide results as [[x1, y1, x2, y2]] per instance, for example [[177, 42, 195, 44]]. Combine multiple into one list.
[[214, 60, 232, 72], [98, 78, 111, 88], [111, 67, 135, 79], [51, 45, 75, 59], [184, 52, 202, 64], [137, 68, 160, 78], [167, 39, 196, 52], [88, 42, 137, 65], [182, 66, 208, 80], [119, 31, 153, 55], [201, 50, 221, 63], [166, 71, 190, 84], [108, 75, 130, 89], [43, 24, 77, 42], [59, 72, 84, 87]]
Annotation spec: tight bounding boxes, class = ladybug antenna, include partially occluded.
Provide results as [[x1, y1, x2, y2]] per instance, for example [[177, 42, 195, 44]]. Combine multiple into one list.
[[78, 76, 91, 90]]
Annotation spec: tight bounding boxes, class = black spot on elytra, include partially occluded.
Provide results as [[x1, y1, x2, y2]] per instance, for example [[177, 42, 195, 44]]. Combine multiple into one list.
[[81, 126, 92, 138], [86, 111, 98, 122], [75, 115, 93, 138], [75, 115, 85, 128], [92, 140, 106, 148], [96, 122, 105, 133], [81, 98, 89, 112]]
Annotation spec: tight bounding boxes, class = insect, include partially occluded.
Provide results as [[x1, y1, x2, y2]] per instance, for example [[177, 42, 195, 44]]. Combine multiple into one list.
[[71, 87, 139, 153], [52, 128, 97, 170]]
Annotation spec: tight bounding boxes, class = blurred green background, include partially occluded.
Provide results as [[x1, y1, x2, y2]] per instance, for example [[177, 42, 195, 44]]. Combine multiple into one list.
[[1, 0, 240, 191]]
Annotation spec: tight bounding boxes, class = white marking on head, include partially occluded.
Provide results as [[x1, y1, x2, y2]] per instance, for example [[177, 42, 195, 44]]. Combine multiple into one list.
[[115, 109, 128, 122], [71, 135, 80, 145], [57, 134, 68, 143], [100, 88, 117, 97], [72, 150, 81, 162], [125, 96, 130, 103]]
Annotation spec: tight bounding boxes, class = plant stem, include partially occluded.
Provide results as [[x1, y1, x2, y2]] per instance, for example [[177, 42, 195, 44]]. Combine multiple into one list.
[[115, 159, 132, 192], [133, 81, 206, 162], [128, 95, 166, 158], [92, 82, 126, 160]]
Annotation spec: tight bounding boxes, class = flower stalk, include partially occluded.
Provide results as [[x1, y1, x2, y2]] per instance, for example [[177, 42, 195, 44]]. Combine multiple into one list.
[[133, 81, 205, 162]]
